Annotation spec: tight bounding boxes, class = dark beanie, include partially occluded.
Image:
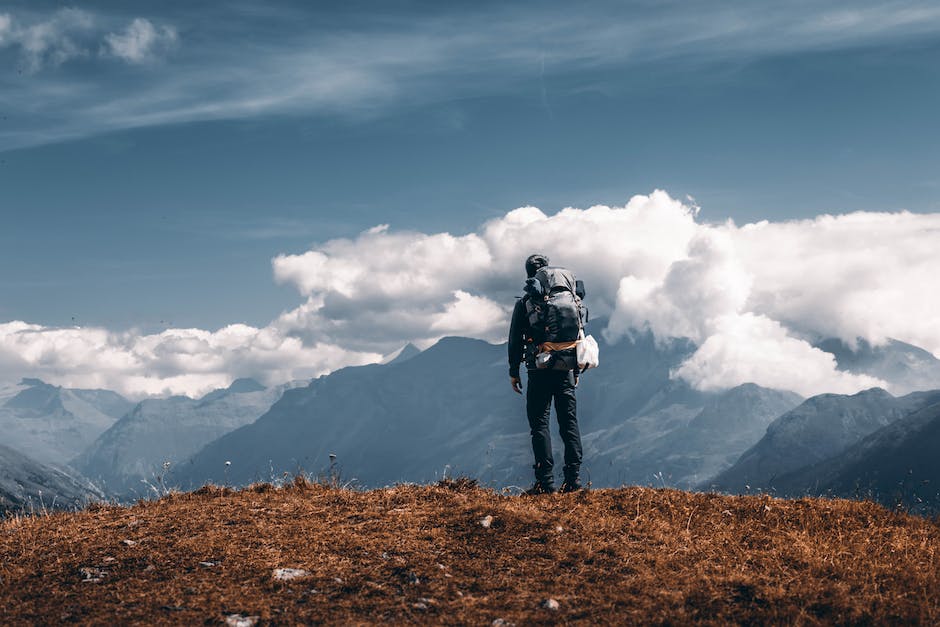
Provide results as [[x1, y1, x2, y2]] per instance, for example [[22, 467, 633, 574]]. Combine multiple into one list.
[[525, 254, 549, 278]]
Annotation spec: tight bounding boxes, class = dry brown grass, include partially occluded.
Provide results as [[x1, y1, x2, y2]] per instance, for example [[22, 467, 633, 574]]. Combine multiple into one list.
[[1, 477, 938, 625]]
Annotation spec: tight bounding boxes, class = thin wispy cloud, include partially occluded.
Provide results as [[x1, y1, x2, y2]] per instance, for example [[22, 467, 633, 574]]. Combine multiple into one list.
[[3, 1, 940, 150]]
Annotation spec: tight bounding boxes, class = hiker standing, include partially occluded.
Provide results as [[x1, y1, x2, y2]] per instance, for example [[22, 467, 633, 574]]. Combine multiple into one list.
[[508, 253, 585, 494]]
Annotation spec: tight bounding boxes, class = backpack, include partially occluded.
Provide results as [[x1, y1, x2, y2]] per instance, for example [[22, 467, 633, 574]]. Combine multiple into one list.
[[523, 266, 584, 370]]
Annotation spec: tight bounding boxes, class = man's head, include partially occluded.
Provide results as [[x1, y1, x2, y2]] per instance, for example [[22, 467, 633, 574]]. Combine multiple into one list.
[[525, 254, 549, 278]]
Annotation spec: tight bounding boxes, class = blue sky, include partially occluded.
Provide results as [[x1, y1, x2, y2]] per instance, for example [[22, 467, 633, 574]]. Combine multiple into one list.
[[2, 0, 940, 335]]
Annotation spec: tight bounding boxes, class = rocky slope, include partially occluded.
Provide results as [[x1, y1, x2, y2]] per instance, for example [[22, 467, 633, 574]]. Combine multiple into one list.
[[0, 443, 103, 514], [706, 388, 940, 493], [772, 397, 940, 512]]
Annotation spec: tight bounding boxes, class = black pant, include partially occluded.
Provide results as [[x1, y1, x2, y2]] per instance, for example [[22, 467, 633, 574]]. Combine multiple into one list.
[[526, 369, 582, 484]]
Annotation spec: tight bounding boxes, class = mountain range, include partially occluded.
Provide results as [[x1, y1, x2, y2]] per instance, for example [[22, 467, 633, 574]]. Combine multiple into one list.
[[2, 330, 939, 512], [73, 378, 305, 497], [770, 396, 940, 512], [0, 379, 133, 464], [707, 388, 940, 494], [172, 333, 803, 491]]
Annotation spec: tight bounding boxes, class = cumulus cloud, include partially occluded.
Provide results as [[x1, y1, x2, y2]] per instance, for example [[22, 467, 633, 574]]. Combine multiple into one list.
[[102, 18, 177, 63], [3, 191, 939, 398], [672, 313, 884, 397], [0, 321, 379, 400], [272, 191, 699, 352], [270, 192, 940, 396]]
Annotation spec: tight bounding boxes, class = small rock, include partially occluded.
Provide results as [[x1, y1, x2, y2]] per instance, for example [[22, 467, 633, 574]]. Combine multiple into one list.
[[199, 560, 219, 568], [492, 619, 515, 626], [121, 539, 137, 547], [225, 615, 259, 627], [554, 525, 563, 532], [541, 598, 560, 611], [272, 568, 311, 581], [418, 597, 433, 604], [480, 515, 494, 528], [437, 563, 446, 570], [102, 557, 117, 563], [413, 603, 428, 610], [79, 567, 107, 583], [381, 552, 390, 560], [334, 577, 344, 584]]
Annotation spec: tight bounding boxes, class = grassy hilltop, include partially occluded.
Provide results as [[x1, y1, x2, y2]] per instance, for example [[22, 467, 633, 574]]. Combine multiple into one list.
[[1, 479, 938, 625]]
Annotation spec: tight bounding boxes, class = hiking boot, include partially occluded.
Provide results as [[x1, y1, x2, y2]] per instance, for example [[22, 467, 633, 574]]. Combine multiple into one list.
[[523, 482, 556, 495], [561, 466, 582, 493], [559, 479, 583, 493]]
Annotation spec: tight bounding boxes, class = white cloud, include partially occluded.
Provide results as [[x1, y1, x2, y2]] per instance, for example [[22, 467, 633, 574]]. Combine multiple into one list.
[[271, 191, 699, 352], [672, 313, 884, 397], [0, 9, 95, 72], [2, 191, 939, 398], [0, 10, 175, 73], [0, 321, 379, 400], [731, 211, 940, 355], [7, 2, 940, 149], [102, 18, 177, 63], [271, 191, 940, 396], [0, 14, 12, 43]]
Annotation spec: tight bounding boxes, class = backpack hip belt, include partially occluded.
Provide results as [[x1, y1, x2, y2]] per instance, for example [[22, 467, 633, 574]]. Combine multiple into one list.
[[539, 340, 579, 352]]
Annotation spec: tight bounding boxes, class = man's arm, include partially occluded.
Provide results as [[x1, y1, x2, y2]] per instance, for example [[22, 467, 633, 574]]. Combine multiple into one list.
[[508, 298, 526, 392]]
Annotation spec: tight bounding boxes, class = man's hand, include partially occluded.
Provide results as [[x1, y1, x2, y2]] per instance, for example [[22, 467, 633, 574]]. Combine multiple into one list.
[[510, 376, 523, 394]]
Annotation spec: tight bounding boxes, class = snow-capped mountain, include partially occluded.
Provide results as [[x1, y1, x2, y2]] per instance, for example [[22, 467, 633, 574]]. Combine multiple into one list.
[[0, 379, 133, 464], [73, 378, 304, 496]]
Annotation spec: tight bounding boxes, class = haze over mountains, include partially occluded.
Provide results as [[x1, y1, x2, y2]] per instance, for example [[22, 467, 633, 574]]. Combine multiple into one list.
[[173, 330, 929, 494], [814, 338, 940, 395], [0, 379, 133, 464], [1, 331, 940, 514], [708, 388, 940, 492], [0, 444, 103, 514], [770, 398, 940, 512], [73, 378, 307, 496]]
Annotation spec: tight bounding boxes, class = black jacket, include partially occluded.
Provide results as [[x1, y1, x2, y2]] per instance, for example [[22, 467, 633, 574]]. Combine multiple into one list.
[[508, 297, 531, 378]]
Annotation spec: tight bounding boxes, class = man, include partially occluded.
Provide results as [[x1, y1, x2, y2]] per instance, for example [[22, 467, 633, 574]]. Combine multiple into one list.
[[508, 253, 584, 494]]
